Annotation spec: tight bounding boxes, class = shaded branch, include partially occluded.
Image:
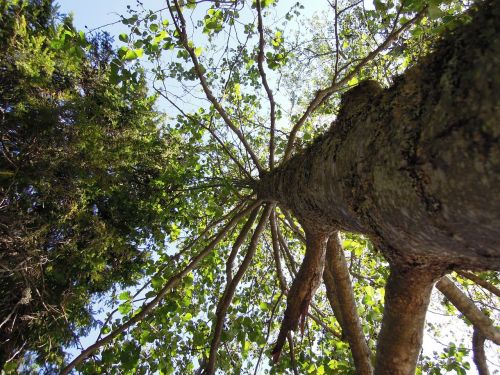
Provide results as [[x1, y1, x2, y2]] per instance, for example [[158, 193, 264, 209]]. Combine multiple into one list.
[[272, 226, 329, 362], [436, 276, 500, 345]]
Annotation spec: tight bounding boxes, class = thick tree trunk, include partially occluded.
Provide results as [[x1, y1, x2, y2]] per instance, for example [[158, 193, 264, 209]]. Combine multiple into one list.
[[258, 0, 500, 270]]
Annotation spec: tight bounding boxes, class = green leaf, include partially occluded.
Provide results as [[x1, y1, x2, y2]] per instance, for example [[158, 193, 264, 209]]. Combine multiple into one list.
[[119, 33, 129, 43]]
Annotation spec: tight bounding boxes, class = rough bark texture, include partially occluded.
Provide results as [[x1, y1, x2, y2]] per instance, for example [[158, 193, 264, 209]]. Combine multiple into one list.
[[324, 233, 373, 375], [374, 264, 443, 374], [258, 0, 500, 270]]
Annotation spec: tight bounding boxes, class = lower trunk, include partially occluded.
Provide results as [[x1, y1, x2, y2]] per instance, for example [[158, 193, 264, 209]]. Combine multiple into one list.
[[258, 0, 500, 270]]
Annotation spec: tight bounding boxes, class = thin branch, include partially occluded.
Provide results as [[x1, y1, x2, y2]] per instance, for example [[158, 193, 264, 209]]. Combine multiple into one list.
[[287, 332, 300, 375], [472, 328, 491, 375], [270, 209, 287, 291], [168, 0, 264, 175], [436, 276, 500, 345], [225, 208, 260, 284], [254, 293, 282, 375], [282, 7, 426, 162], [255, 0, 277, 170], [61, 201, 262, 374], [457, 271, 500, 298], [205, 205, 272, 375]]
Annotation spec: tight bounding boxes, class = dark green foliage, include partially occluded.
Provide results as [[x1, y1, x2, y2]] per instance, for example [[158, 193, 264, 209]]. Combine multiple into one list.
[[0, 0, 181, 369]]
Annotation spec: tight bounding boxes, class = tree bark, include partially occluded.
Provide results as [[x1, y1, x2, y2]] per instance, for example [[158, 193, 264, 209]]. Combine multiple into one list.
[[257, 0, 500, 270], [374, 263, 443, 374], [271, 226, 329, 361]]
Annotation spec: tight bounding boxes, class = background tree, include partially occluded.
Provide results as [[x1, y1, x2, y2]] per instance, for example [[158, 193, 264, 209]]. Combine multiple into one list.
[[2, 0, 499, 374], [0, 0, 205, 370]]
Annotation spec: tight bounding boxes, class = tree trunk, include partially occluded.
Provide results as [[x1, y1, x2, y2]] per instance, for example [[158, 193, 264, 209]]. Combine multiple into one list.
[[257, 0, 500, 270]]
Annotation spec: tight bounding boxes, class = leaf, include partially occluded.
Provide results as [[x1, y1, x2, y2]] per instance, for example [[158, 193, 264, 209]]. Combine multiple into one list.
[[119, 291, 131, 301], [118, 301, 132, 315], [119, 33, 129, 43]]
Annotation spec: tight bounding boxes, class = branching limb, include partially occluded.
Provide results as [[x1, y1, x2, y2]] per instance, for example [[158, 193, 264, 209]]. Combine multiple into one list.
[[457, 271, 500, 298], [167, 0, 264, 175], [435, 276, 500, 345], [205, 205, 272, 375], [255, 0, 277, 170], [282, 8, 426, 162], [323, 232, 373, 375], [472, 328, 491, 375], [60, 201, 262, 374]]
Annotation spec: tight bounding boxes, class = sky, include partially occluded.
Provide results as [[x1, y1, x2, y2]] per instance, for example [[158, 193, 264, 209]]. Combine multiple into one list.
[[55, 1, 499, 373]]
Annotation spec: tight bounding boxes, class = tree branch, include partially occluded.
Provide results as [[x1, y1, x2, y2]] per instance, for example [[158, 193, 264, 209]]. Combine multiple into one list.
[[61, 201, 262, 374], [374, 263, 442, 374], [270, 209, 287, 291], [225, 207, 260, 283], [457, 271, 500, 298], [472, 328, 491, 375], [205, 205, 272, 375], [436, 276, 500, 345], [255, 0, 277, 170], [324, 232, 373, 375], [272, 226, 329, 362]]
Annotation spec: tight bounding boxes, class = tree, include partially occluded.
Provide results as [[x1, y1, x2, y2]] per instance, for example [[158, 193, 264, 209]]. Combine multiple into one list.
[[3, 0, 500, 374], [0, 0, 203, 370]]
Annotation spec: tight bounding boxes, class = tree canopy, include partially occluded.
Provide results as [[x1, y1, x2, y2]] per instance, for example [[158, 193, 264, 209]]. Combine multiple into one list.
[[0, 0, 499, 374]]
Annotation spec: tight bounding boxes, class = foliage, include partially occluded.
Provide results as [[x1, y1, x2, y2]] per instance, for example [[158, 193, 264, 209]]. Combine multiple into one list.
[[0, 0, 205, 369]]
